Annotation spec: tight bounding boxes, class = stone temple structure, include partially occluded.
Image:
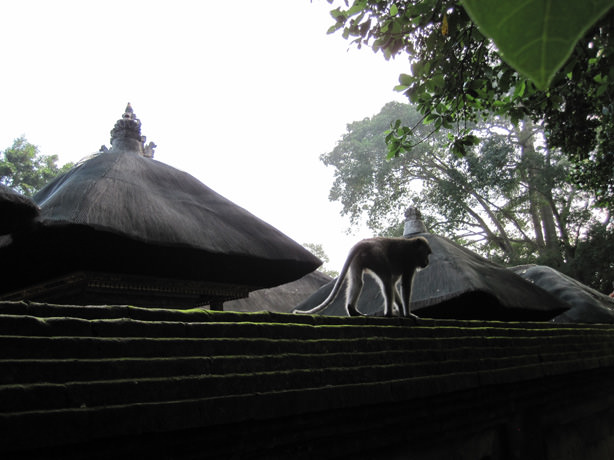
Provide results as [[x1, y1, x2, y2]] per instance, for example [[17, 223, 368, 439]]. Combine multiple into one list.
[[0, 104, 321, 308]]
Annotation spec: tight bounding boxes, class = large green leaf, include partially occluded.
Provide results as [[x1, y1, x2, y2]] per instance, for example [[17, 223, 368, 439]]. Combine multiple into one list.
[[462, 0, 613, 90]]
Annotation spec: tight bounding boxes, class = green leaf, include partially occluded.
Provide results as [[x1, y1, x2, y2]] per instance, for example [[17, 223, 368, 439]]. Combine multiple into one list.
[[347, 0, 368, 17], [461, 0, 613, 90], [327, 23, 344, 35], [427, 73, 445, 91], [398, 73, 413, 86], [513, 79, 526, 98]]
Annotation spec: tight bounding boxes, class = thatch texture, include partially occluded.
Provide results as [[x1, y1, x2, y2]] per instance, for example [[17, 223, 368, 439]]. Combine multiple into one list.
[[224, 271, 332, 313], [295, 233, 569, 321]]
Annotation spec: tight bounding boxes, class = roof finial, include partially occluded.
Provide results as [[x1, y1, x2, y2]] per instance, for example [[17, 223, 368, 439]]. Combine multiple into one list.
[[108, 103, 156, 158], [403, 206, 427, 236], [123, 103, 134, 118]]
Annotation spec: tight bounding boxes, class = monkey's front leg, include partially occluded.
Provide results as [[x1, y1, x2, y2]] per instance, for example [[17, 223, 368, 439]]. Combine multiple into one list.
[[393, 285, 405, 317], [400, 272, 416, 318]]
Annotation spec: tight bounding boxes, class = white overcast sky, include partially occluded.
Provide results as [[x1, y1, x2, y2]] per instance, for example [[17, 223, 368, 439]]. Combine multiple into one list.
[[0, 0, 410, 270]]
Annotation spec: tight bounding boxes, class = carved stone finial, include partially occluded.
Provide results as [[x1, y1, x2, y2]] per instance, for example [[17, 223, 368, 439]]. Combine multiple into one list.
[[108, 103, 155, 158], [123, 102, 134, 118], [110, 103, 142, 144], [403, 206, 427, 236]]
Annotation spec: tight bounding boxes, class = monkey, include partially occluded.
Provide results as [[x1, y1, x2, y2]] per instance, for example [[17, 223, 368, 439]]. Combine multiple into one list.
[[294, 236, 431, 318]]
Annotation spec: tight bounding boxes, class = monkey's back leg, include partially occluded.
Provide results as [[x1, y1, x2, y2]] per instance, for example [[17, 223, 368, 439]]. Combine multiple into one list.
[[345, 267, 365, 316]]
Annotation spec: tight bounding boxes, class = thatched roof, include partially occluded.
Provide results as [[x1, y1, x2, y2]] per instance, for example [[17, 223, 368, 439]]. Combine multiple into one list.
[[0, 105, 320, 299], [28, 150, 319, 284], [296, 232, 568, 321], [224, 271, 332, 313], [512, 264, 614, 323], [0, 184, 39, 234]]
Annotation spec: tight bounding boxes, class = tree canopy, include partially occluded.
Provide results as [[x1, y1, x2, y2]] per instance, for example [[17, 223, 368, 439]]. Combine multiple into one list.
[[0, 137, 73, 197], [326, 0, 614, 207], [322, 101, 614, 291]]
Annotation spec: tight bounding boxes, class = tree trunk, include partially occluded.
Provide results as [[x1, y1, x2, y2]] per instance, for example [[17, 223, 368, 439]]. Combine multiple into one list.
[[517, 120, 563, 266]]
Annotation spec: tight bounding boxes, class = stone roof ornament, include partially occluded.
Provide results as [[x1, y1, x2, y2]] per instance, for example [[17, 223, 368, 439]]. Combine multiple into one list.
[[107, 103, 156, 158], [403, 206, 427, 236]]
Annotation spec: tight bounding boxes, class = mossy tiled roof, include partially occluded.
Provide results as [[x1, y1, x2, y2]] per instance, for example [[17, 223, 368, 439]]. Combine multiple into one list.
[[2, 301, 614, 458]]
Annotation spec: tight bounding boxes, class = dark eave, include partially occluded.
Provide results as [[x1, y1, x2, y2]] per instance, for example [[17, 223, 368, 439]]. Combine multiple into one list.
[[0, 184, 39, 234]]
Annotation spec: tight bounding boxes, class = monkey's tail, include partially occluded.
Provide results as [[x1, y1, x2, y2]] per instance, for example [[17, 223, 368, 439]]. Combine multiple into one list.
[[293, 246, 358, 315]]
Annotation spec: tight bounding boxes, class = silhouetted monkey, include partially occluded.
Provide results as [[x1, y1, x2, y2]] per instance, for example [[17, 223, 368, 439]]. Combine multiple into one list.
[[295, 236, 431, 317]]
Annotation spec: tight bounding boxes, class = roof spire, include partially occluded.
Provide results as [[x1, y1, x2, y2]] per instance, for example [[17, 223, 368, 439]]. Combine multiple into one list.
[[403, 206, 427, 236], [124, 102, 134, 117], [108, 103, 156, 158]]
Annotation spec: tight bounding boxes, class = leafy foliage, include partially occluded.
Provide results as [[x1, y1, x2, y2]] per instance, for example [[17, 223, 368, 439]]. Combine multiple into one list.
[[323, 102, 424, 232], [462, 0, 613, 89], [0, 137, 73, 197], [322, 101, 611, 288], [326, 1, 614, 207]]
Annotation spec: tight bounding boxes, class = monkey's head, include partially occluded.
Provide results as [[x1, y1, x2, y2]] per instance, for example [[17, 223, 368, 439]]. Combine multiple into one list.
[[414, 237, 431, 269]]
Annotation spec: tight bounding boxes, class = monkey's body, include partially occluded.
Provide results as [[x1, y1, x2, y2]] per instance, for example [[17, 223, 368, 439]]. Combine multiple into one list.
[[296, 237, 431, 317]]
